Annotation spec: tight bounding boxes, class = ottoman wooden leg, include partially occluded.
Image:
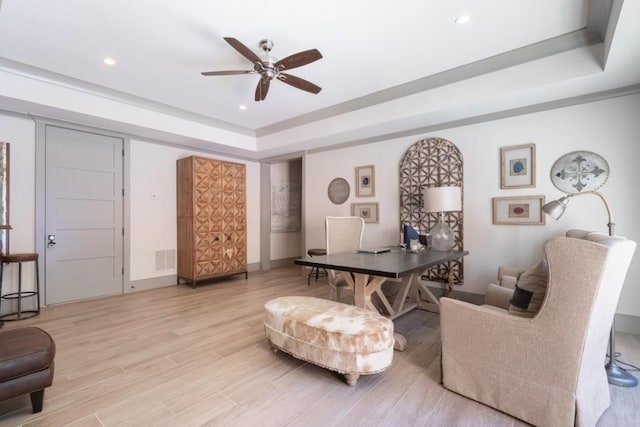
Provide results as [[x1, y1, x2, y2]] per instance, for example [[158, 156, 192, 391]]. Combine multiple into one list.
[[269, 343, 279, 354], [344, 373, 359, 386]]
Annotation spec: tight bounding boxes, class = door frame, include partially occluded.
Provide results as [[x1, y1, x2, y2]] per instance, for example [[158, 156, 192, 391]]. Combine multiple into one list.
[[34, 118, 130, 306]]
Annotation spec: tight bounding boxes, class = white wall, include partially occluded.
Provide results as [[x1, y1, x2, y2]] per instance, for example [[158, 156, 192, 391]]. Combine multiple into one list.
[[305, 93, 640, 318], [0, 113, 36, 294], [0, 113, 36, 253], [129, 139, 261, 282]]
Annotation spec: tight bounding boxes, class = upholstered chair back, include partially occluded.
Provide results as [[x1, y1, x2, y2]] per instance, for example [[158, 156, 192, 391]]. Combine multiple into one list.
[[325, 216, 365, 255], [324, 216, 365, 302]]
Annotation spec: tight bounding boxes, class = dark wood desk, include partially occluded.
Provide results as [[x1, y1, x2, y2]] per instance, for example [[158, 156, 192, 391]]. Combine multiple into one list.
[[295, 248, 469, 350]]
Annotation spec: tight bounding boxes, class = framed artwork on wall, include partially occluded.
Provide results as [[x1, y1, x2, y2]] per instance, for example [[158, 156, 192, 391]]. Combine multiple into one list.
[[492, 195, 545, 225], [355, 165, 375, 197], [500, 143, 535, 189], [351, 202, 379, 223]]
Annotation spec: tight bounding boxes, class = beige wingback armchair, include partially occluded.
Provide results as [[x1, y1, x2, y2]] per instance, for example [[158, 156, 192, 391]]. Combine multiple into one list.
[[440, 232, 636, 427], [325, 216, 365, 302]]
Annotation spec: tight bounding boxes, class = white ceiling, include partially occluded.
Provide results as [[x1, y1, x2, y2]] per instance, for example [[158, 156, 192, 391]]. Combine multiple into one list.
[[0, 0, 639, 158]]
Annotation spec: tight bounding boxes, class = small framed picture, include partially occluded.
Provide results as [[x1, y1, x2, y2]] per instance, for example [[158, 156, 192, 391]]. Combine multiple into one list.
[[500, 144, 535, 189], [492, 195, 545, 225], [355, 165, 375, 197], [351, 202, 379, 223]]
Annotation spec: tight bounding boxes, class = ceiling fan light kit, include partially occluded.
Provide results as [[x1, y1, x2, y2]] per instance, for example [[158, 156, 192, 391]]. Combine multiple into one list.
[[202, 37, 322, 101]]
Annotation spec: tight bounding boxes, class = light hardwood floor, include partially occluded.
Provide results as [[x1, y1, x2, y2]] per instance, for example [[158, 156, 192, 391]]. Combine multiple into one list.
[[1, 266, 639, 426]]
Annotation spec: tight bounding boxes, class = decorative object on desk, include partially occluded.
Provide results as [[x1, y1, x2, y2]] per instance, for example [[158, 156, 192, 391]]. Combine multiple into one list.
[[351, 202, 379, 224], [402, 224, 419, 248], [355, 165, 375, 197], [492, 195, 545, 225], [542, 191, 637, 388], [327, 177, 350, 204], [550, 150, 609, 193], [423, 186, 461, 251], [399, 137, 463, 283], [500, 143, 535, 189]]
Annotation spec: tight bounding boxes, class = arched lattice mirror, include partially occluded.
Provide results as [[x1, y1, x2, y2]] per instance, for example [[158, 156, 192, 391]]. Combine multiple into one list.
[[399, 137, 464, 284]]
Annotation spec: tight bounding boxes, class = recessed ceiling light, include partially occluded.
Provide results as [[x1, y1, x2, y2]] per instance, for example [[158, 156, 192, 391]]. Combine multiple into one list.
[[455, 15, 470, 24], [103, 57, 116, 66], [239, 104, 247, 110]]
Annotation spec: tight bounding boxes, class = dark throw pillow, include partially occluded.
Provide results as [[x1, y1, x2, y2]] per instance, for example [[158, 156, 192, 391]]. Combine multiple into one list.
[[508, 259, 549, 318]]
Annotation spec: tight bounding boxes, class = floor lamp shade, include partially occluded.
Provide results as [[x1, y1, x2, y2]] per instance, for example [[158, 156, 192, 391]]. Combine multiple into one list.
[[423, 186, 461, 251]]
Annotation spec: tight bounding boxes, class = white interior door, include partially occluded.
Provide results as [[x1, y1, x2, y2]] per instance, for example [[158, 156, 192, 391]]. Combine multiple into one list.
[[45, 125, 124, 305]]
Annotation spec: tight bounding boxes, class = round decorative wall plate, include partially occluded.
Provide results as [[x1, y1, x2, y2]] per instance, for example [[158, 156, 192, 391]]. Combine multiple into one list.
[[327, 177, 350, 204], [550, 151, 609, 194]]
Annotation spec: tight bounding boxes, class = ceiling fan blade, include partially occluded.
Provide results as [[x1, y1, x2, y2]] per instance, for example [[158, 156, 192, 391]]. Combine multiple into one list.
[[201, 70, 255, 76], [255, 79, 270, 101], [277, 73, 321, 94], [224, 37, 263, 65], [275, 49, 323, 71]]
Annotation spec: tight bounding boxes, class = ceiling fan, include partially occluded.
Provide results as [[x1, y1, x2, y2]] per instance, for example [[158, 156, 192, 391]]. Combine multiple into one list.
[[201, 37, 323, 101]]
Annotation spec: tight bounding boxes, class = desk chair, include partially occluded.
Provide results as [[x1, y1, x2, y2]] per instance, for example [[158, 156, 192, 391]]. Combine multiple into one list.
[[325, 216, 364, 302]]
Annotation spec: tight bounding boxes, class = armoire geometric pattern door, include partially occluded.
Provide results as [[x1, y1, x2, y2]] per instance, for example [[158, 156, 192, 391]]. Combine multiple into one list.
[[177, 156, 247, 287]]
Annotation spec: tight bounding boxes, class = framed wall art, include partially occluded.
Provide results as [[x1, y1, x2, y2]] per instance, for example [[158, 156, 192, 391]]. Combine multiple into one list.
[[355, 165, 375, 197], [500, 144, 535, 189], [492, 195, 545, 225], [351, 202, 379, 223]]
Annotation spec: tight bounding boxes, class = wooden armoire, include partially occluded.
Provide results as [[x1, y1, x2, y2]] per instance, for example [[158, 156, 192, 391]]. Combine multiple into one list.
[[176, 156, 247, 287]]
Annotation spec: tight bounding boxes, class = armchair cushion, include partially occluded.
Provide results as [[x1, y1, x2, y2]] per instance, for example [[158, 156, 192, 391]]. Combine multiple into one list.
[[507, 259, 549, 317], [496, 266, 522, 289], [484, 283, 514, 310]]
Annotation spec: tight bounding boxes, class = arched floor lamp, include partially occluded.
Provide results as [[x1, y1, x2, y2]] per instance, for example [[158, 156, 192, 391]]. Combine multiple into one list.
[[542, 190, 637, 387]]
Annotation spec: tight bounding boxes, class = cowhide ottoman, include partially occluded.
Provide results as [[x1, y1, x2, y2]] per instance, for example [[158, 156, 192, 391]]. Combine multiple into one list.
[[264, 296, 394, 386]]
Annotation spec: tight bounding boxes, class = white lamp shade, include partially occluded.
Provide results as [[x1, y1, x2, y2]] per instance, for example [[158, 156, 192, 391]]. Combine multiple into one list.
[[423, 186, 462, 212]]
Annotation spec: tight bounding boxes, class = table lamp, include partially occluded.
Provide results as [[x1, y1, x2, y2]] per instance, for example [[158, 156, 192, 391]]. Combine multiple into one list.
[[542, 190, 637, 388], [423, 186, 461, 251]]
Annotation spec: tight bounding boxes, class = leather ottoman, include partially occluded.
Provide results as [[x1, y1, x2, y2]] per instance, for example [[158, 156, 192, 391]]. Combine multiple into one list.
[[264, 296, 394, 385], [0, 327, 56, 413]]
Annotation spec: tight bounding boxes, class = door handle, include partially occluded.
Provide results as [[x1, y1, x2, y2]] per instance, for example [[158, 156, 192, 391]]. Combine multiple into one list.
[[47, 234, 56, 248]]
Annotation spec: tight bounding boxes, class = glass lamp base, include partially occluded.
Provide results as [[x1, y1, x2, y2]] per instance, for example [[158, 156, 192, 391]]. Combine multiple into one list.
[[429, 222, 455, 251]]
